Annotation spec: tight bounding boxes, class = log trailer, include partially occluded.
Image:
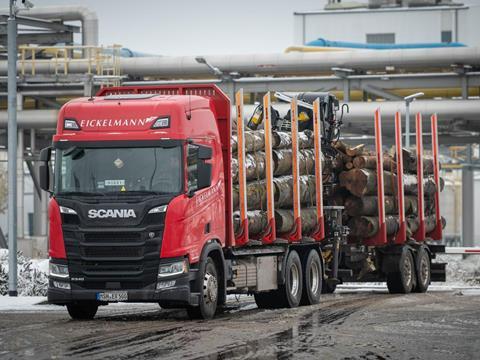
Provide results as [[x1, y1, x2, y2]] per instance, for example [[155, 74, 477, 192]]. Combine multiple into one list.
[[39, 84, 446, 320]]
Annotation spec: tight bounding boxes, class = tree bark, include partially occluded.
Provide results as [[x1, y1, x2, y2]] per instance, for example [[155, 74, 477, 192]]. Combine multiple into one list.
[[345, 144, 365, 157], [275, 208, 318, 234], [344, 196, 396, 216], [348, 215, 399, 238]]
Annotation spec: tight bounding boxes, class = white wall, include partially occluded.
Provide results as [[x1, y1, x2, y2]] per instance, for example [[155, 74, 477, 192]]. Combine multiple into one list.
[[294, 6, 480, 47]]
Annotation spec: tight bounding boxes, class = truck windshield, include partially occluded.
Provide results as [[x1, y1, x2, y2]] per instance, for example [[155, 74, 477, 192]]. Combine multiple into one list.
[[55, 146, 183, 195]]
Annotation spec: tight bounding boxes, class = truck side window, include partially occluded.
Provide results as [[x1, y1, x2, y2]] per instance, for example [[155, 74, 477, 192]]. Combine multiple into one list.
[[187, 144, 199, 192]]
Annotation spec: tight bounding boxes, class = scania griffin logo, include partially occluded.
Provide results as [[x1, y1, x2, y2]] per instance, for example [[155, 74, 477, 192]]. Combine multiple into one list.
[[88, 209, 137, 219]]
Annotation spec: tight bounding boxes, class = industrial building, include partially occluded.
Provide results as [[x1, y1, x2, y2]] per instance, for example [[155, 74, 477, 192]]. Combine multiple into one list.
[[294, 1, 480, 47], [0, 0, 479, 257]]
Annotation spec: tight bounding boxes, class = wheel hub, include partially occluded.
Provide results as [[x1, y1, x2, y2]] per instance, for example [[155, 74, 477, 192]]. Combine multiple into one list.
[[203, 273, 218, 304], [310, 261, 320, 294], [420, 256, 430, 286], [404, 255, 413, 287], [290, 263, 300, 297]]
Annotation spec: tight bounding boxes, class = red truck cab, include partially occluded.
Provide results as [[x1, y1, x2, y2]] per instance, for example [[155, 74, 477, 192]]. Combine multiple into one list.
[[40, 85, 232, 319]]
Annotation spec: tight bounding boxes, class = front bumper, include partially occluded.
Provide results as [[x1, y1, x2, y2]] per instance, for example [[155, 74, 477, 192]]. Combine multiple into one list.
[[48, 273, 199, 306]]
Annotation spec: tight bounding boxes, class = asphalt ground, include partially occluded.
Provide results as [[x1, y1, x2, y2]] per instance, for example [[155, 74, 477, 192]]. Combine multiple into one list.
[[0, 286, 479, 360]]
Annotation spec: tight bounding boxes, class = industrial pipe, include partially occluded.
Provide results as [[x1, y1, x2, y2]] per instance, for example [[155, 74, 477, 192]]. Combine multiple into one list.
[[1, 47, 480, 77], [12, 5, 98, 46], [1, 100, 479, 130]]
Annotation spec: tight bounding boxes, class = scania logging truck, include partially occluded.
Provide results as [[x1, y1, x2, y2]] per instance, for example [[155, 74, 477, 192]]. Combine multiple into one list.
[[39, 84, 446, 320]]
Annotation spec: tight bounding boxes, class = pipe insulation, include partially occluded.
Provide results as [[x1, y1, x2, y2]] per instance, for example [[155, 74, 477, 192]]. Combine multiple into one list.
[[3, 5, 99, 46], [1, 47, 479, 77], [1, 100, 479, 130]]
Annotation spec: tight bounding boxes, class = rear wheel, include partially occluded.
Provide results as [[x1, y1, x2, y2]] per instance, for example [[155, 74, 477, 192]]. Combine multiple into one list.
[[413, 247, 431, 293], [66, 302, 98, 320], [254, 291, 277, 309], [386, 248, 416, 294], [187, 257, 218, 320], [280, 250, 303, 308], [254, 250, 303, 309], [301, 250, 322, 305]]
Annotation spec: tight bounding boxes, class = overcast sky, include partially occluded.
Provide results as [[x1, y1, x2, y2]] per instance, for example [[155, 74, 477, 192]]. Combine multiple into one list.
[[35, 0, 328, 55]]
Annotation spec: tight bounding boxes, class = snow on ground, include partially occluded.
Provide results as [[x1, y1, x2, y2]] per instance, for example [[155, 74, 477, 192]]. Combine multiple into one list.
[[439, 254, 480, 286], [0, 249, 479, 301], [0, 249, 48, 296], [0, 296, 56, 312]]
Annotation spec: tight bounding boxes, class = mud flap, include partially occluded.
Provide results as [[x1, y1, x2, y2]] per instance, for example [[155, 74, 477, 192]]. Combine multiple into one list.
[[430, 262, 446, 282]]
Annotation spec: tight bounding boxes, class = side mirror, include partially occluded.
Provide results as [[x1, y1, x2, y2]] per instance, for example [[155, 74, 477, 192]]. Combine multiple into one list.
[[39, 147, 52, 192], [197, 162, 212, 190]]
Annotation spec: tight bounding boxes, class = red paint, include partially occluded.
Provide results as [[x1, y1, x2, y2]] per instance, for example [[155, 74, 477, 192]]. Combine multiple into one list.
[[413, 113, 426, 242], [53, 85, 231, 263], [427, 114, 443, 241], [364, 109, 388, 246], [48, 198, 66, 259], [234, 90, 249, 247], [261, 93, 276, 244], [312, 99, 325, 241], [394, 112, 407, 245], [283, 98, 302, 242]]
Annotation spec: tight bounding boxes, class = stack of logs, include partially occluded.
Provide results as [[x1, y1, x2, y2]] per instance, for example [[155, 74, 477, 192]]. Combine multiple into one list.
[[231, 129, 445, 242], [333, 141, 446, 241], [231, 129, 336, 236]]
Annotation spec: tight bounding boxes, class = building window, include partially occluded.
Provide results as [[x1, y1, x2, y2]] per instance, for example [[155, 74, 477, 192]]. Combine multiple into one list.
[[366, 33, 395, 44], [441, 31, 452, 43]]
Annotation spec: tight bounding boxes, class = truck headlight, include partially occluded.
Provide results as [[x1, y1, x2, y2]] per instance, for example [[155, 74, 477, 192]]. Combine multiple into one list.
[[59, 206, 77, 215], [49, 263, 69, 279], [148, 205, 168, 214], [158, 259, 189, 278]]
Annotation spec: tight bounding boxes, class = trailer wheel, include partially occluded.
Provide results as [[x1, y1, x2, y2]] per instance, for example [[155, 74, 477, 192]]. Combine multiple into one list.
[[187, 257, 218, 320], [413, 247, 431, 293], [386, 249, 416, 294], [66, 302, 98, 320], [301, 250, 322, 305]]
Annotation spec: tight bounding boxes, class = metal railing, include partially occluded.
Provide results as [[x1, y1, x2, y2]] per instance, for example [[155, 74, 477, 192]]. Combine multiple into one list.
[[17, 44, 123, 87]]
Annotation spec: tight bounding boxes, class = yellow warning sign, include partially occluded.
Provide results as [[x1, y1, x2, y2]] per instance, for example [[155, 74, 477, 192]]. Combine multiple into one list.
[[120, 186, 126, 192]]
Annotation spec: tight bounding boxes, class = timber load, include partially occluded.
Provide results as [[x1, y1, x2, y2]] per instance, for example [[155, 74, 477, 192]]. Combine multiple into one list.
[[333, 141, 445, 243], [231, 128, 445, 243], [231, 128, 334, 238]]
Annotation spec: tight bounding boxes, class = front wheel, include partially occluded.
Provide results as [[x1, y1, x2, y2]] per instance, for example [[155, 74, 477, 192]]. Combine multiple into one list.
[[187, 257, 218, 320], [66, 302, 98, 320]]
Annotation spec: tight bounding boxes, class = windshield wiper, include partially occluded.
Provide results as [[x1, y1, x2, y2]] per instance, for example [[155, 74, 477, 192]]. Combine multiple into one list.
[[104, 190, 173, 196], [57, 191, 105, 197]]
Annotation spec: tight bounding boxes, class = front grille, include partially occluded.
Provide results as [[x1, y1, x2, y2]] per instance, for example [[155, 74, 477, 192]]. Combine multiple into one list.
[[84, 232, 141, 243], [82, 246, 144, 258], [64, 227, 162, 291], [83, 281, 145, 290]]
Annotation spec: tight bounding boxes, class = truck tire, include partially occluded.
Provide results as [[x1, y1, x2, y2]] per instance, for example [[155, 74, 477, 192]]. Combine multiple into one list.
[[321, 280, 337, 294], [413, 247, 431, 293], [301, 249, 322, 305], [386, 249, 416, 294], [66, 302, 98, 320], [187, 257, 218, 320], [279, 250, 303, 308], [254, 291, 277, 309]]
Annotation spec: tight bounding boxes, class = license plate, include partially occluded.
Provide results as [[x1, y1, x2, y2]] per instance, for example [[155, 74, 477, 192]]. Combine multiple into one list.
[[96, 291, 128, 302]]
